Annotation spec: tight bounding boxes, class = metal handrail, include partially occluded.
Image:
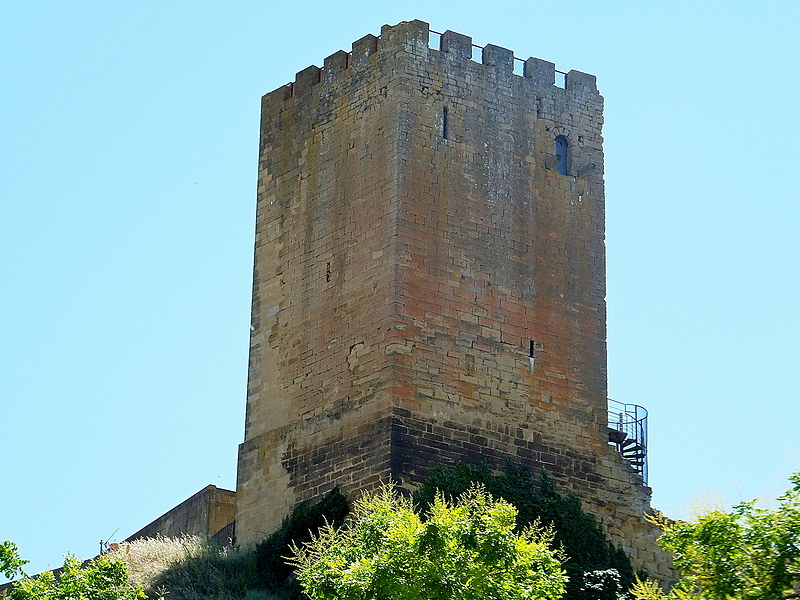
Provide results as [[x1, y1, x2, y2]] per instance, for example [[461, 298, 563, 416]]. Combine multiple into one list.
[[607, 399, 648, 484]]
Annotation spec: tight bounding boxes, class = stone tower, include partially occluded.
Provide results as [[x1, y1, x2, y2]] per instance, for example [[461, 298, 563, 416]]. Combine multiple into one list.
[[237, 20, 668, 576]]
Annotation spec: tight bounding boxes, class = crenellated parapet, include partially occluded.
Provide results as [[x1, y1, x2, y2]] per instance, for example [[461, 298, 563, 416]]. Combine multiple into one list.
[[258, 20, 604, 190], [265, 20, 599, 106]]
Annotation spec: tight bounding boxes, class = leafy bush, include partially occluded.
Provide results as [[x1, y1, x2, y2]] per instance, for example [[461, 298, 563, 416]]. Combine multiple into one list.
[[580, 569, 629, 600], [632, 472, 800, 600], [253, 487, 349, 595], [10, 553, 143, 600], [413, 462, 636, 600], [0, 540, 28, 581], [3, 466, 640, 600], [289, 484, 566, 600]]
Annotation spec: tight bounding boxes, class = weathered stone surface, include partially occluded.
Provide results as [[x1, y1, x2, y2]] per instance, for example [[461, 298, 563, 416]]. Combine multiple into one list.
[[125, 485, 235, 541], [237, 20, 672, 579]]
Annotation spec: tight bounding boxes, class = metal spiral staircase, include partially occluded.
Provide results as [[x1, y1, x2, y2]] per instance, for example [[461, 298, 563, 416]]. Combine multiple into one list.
[[607, 399, 648, 484]]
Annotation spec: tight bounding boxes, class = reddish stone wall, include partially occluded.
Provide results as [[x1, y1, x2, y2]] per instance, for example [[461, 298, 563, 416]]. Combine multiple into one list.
[[237, 20, 671, 579], [388, 24, 608, 489]]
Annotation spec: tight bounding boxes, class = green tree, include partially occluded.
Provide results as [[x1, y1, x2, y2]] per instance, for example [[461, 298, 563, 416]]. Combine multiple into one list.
[[414, 462, 636, 599], [289, 484, 567, 600], [0, 540, 28, 581], [633, 473, 800, 600], [10, 553, 144, 600]]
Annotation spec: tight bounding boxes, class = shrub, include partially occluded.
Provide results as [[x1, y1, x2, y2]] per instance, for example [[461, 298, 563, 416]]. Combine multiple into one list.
[[632, 472, 800, 600], [253, 487, 349, 595], [413, 462, 636, 600], [0, 540, 28, 581], [10, 553, 143, 600], [289, 484, 566, 600]]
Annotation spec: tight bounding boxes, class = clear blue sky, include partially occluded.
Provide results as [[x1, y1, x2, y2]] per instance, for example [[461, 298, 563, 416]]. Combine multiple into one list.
[[2, 0, 798, 580]]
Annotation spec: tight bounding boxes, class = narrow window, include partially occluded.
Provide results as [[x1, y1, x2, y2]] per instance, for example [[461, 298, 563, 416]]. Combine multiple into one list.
[[555, 136, 568, 175], [528, 340, 537, 370], [442, 107, 449, 140]]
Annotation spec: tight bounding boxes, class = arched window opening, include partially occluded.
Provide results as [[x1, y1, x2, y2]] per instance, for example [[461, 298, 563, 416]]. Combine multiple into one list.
[[555, 136, 568, 175]]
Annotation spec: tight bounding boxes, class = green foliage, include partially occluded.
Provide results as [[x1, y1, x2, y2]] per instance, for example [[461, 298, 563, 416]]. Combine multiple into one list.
[[101, 536, 295, 600], [580, 569, 629, 600], [414, 462, 636, 599], [631, 472, 800, 600], [0, 541, 28, 581], [253, 487, 349, 594], [10, 553, 143, 600], [289, 484, 567, 600], [135, 538, 259, 600]]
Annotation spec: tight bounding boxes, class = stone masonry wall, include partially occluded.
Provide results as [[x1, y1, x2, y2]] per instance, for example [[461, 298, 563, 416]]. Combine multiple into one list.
[[236, 28, 403, 537], [237, 20, 671, 579], [125, 485, 235, 541]]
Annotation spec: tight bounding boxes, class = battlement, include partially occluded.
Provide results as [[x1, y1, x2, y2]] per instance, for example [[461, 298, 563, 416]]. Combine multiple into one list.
[[266, 20, 598, 104]]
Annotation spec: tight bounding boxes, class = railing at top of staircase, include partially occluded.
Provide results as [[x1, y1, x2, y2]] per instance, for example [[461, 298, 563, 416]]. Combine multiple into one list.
[[607, 399, 648, 485]]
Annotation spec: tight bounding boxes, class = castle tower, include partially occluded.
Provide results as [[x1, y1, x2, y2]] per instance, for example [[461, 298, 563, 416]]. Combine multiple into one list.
[[237, 20, 667, 576]]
